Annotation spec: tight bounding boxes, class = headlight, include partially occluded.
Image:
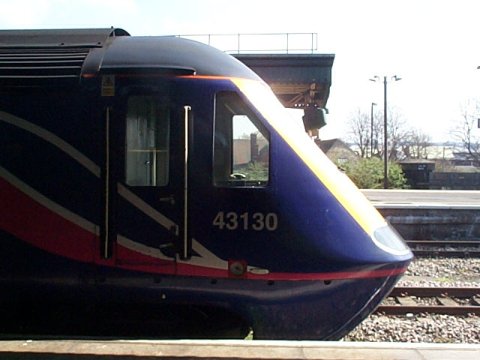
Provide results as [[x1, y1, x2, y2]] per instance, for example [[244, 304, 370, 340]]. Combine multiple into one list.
[[373, 224, 412, 256]]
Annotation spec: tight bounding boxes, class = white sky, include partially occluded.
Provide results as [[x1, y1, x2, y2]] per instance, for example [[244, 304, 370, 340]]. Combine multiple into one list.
[[2, 0, 480, 142]]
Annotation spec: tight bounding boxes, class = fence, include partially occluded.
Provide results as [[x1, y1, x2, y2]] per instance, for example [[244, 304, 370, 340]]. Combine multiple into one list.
[[177, 33, 318, 54]]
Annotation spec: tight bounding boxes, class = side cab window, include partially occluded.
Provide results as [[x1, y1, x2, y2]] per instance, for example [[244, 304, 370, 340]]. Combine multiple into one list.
[[213, 92, 270, 187]]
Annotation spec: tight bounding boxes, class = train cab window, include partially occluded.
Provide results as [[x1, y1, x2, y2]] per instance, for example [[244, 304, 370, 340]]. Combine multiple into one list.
[[125, 96, 170, 186], [213, 92, 270, 187]]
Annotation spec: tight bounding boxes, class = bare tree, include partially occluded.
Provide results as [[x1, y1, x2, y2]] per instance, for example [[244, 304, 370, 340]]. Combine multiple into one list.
[[371, 111, 383, 157], [451, 99, 480, 163], [346, 106, 411, 160], [402, 128, 431, 159], [346, 108, 371, 158], [385, 107, 410, 161]]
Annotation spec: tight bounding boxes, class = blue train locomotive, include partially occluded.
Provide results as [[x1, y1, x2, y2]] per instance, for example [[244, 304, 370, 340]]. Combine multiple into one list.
[[0, 28, 412, 339]]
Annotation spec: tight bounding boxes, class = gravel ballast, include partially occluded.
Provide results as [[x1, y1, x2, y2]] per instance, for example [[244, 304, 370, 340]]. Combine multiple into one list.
[[342, 257, 480, 343]]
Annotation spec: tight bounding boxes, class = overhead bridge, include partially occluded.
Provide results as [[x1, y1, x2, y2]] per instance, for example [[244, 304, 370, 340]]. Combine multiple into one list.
[[235, 52, 334, 131], [233, 53, 334, 110]]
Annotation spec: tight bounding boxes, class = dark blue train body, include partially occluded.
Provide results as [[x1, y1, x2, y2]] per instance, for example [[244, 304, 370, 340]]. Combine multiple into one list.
[[0, 28, 412, 339]]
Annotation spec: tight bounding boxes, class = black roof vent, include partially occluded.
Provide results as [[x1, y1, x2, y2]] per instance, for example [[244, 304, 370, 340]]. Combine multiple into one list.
[[0, 28, 129, 87]]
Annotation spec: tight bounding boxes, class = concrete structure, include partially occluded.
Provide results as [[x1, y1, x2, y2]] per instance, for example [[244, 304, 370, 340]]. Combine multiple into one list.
[[363, 189, 480, 240], [1, 340, 479, 360]]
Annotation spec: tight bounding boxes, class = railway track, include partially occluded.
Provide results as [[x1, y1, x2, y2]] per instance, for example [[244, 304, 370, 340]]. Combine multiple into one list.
[[377, 287, 480, 316], [406, 240, 480, 258]]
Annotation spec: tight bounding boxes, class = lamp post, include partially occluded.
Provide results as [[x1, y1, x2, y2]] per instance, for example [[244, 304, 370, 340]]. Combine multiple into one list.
[[370, 102, 376, 157], [370, 75, 401, 188]]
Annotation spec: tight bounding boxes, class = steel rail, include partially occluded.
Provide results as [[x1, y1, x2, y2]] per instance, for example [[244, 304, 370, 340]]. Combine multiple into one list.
[[406, 240, 480, 257], [377, 304, 480, 315], [412, 249, 480, 257], [377, 286, 480, 316], [390, 287, 480, 297], [407, 240, 480, 247]]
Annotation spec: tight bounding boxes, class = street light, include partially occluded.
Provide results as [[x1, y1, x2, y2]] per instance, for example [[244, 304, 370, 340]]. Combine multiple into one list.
[[369, 75, 402, 188], [370, 102, 376, 157]]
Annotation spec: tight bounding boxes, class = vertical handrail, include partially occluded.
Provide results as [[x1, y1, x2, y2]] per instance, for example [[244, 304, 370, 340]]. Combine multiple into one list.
[[183, 105, 191, 259], [103, 107, 111, 258]]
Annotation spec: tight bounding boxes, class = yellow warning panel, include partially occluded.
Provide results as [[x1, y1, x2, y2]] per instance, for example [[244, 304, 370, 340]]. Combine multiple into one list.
[[101, 75, 115, 97]]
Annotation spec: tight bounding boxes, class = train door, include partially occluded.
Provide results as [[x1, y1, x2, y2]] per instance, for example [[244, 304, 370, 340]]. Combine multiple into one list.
[[100, 78, 274, 275], [101, 81, 190, 270]]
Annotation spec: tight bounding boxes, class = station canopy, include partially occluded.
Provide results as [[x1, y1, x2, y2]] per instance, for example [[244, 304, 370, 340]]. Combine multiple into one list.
[[234, 53, 334, 110]]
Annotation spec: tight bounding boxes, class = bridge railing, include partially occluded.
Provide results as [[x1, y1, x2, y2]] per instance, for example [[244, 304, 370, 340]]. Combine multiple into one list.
[[177, 33, 318, 54]]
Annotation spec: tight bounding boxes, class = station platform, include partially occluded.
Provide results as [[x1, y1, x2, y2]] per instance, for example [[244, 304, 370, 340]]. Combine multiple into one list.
[[1, 340, 479, 360], [362, 189, 480, 209], [361, 189, 480, 240]]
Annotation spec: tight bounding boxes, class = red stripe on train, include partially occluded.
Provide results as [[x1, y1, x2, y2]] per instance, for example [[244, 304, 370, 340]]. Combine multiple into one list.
[[1, 176, 408, 282], [0, 177, 97, 262]]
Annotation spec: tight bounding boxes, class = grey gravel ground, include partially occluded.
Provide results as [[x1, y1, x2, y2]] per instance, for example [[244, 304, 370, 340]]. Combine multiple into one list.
[[398, 257, 480, 288], [342, 257, 480, 343]]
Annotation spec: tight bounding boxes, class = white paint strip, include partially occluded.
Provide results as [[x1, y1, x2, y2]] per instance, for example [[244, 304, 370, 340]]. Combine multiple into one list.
[[117, 234, 228, 271], [117, 234, 172, 261], [177, 239, 228, 270], [117, 235, 268, 274], [0, 110, 101, 177], [117, 183, 178, 234], [0, 110, 249, 272], [1, 164, 263, 274], [0, 166, 99, 236]]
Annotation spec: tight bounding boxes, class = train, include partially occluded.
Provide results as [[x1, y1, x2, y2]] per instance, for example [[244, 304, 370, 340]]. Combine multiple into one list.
[[0, 28, 413, 339]]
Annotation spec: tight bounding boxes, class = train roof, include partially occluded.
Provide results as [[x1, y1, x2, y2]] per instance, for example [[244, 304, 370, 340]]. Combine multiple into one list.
[[0, 27, 260, 87]]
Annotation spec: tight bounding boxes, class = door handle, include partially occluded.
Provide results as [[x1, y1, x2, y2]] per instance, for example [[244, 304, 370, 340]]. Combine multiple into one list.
[[159, 194, 175, 205]]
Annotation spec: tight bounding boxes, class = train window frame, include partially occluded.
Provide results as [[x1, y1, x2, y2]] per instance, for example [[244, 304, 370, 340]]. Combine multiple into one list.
[[213, 91, 270, 188], [124, 95, 171, 187]]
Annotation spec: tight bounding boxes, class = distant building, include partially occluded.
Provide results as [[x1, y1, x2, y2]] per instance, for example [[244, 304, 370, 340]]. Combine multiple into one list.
[[315, 138, 358, 165], [451, 151, 480, 167], [403, 145, 480, 189], [398, 159, 435, 189], [233, 135, 268, 166]]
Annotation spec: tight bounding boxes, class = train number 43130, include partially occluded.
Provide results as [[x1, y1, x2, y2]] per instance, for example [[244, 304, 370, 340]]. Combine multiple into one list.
[[212, 211, 278, 231]]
